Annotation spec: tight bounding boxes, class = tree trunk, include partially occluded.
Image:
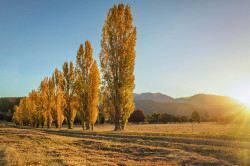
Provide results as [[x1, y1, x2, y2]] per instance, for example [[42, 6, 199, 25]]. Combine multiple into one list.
[[68, 119, 73, 129], [82, 121, 86, 130], [86, 123, 90, 130], [114, 123, 121, 131], [68, 123, 72, 129], [55, 120, 59, 128]]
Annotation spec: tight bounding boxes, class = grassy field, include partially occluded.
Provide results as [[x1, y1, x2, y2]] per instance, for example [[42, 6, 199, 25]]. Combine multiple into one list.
[[1, 122, 250, 165], [80, 122, 250, 141]]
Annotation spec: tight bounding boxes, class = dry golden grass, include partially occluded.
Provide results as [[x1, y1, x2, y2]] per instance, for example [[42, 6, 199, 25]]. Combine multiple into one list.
[[1, 122, 250, 165], [91, 122, 250, 135], [52, 122, 249, 134], [4, 146, 24, 166], [52, 122, 250, 141], [0, 125, 229, 166], [120, 122, 250, 141]]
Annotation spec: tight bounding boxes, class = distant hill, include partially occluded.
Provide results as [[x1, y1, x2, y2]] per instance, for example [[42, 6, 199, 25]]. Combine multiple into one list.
[[133, 93, 246, 117], [183, 94, 243, 116], [134, 93, 174, 103], [134, 100, 202, 116], [0, 94, 246, 120], [0, 97, 21, 114]]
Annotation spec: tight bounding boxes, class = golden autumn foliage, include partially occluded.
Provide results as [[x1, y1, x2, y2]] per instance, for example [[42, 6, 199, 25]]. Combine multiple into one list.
[[63, 61, 77, 129], [88, 60, 100, 130], [52, 68, 65, 128], [13, 90, 41, 127], [99, 3, 136, 130], [13, 56, 100, 130], [12, 4, 136, 131], [39, 77, 53, 128], [75, 42, 93, 129], [76, 41, 100, 130], [20, 97, 30, 125], [13, 69, 67, 129], [13, 97, 29, 125], [46, 77, 55, 128], [28, 90, 41, 127], [38, 78, 48, 128], [12, 105, 20, 124]]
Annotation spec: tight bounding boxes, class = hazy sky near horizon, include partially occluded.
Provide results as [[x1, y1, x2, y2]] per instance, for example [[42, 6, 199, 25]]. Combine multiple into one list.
[[1, 0, 250, 101]]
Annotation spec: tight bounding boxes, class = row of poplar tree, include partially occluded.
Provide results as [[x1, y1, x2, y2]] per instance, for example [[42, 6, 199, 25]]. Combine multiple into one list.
[[13, 3, 137, 131], [13, 41, 100, 130]]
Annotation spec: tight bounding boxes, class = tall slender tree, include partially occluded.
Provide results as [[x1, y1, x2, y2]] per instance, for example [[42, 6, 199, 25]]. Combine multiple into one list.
[[44, 77, 54, 128], [88, 60, 100, 130], [62, 61, 77, 129], [52, 68, 65, 128], [99, 3, 137, 130], [28, 90, 41, 127], [17, 97, 30, 126], [75, 41, 100, 130], [13, 105, 22, 125], [75, 42, 92, 129], [39, 77, 49, 128]]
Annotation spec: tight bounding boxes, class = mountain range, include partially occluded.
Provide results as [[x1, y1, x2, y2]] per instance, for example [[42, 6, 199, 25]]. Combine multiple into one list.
[[0, 93, 247, 119], [133, 93, 246, 117]]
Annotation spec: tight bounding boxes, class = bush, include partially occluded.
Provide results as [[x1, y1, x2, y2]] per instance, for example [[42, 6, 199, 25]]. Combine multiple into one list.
[[128, 109, 145, 123]]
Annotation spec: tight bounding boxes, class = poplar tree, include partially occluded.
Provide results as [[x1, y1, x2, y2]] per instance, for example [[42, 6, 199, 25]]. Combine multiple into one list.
[[99, 86, 112, 122], [26, 97, 32, 126], [62, 61, 77, 129], [17, 97, 30, 126], [28, 90, 41, 127], [52, 68, 65, 128], [75, 42, 92, 129], [99, 3, 137, 130], [13, 105, 22, 125], [75, 41, 100, 130], [88, 61, 100, 130], [43, 77, 54, 128], [39, 77, 49, 128]]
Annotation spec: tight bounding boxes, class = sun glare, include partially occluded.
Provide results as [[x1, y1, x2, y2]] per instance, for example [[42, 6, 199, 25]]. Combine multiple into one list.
[[237, 95, 250, 108], [227, 80, 250, 109]]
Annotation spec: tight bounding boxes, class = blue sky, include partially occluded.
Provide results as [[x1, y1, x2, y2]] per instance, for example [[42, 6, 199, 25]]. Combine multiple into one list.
[[1, 0, 250, 102]]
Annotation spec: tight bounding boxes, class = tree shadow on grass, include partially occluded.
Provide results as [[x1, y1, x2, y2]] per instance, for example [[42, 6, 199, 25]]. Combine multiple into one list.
[[8, 124, 250, 150], [0, 149, 7, 166]]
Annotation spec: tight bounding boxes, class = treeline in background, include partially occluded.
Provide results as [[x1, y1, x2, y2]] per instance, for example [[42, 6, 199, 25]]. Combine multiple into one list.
[[128, 109, 200, 123]]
